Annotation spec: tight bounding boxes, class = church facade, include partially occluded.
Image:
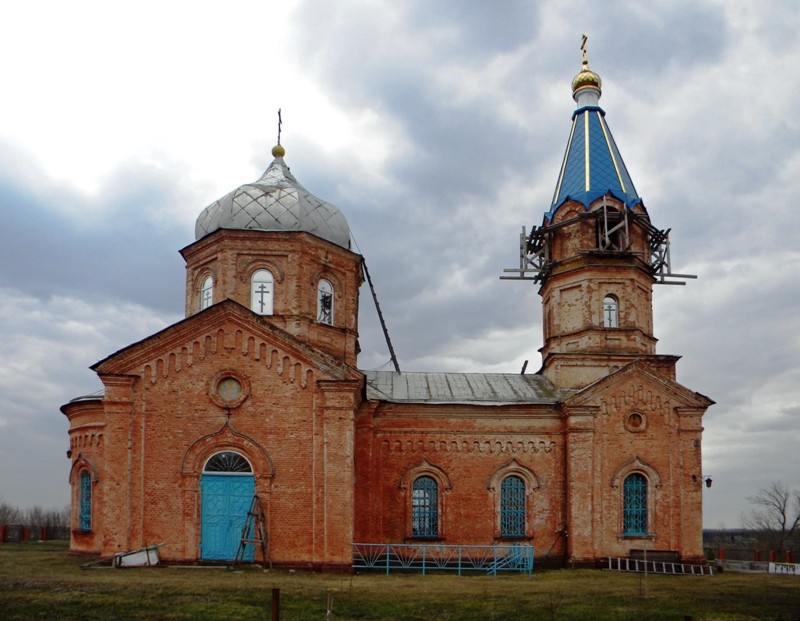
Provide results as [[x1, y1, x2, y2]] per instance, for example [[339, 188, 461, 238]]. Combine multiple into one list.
[[62, 54, 712, 569]]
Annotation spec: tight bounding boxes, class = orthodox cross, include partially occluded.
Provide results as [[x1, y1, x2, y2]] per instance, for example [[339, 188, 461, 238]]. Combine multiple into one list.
[[255, 283, 271, 314], [277, 108, 282, 146], [581, 34, 589, 67]]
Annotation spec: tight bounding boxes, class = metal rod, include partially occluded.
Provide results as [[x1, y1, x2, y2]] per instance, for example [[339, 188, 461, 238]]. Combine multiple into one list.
[[362, 260, 401, 373]]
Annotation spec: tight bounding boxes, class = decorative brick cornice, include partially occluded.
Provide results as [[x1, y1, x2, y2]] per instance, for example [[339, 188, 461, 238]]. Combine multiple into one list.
[[380, 435, 557, 455]]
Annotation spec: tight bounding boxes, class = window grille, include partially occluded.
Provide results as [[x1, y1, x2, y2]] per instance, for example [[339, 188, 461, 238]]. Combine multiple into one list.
[[250, 270, 274, 315], [603, 295, 619, 327], [79, 470, 92, 531], [317, 279, 334, 324], [200, 276, 213, 310], [412, 476, 438, 538], [623, 473, 648, 535], [204, 452, 252, 473], [500, 475, 526, 537]]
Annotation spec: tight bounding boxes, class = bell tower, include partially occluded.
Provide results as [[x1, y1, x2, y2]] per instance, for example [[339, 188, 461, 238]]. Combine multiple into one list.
[[180, 143, 363, 366], [503, 38, 695, 389]]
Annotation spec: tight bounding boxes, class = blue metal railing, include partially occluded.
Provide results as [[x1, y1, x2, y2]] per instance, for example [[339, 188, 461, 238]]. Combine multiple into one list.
[[352, 543, 534, 575]]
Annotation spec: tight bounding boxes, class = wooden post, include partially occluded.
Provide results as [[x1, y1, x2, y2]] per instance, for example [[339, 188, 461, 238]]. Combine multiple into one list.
[[271, 588, 280, 621]]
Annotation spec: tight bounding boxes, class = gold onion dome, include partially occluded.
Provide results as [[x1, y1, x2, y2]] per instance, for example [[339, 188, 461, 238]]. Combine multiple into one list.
[[572, 36, 602, 101], [571, 60, 602, 96]]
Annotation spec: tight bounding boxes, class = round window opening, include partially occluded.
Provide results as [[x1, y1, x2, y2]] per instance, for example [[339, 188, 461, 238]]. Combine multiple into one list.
[[217, 377, 243, 401], [626, 412, 646, 432], [209, 370, 250, 409]]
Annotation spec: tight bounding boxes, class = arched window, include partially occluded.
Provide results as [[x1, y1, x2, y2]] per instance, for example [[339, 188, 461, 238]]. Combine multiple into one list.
[[250, 270, 274, 315], [603, 295, 619, 328], [204, 451, 253, 473], [317, 279, 334, 325], [411, 476, 439, 538], [79, 470, 92, 531], [200, 276, 213, 310], [500, 475, 526, 537], [623, 473, 648, 536]]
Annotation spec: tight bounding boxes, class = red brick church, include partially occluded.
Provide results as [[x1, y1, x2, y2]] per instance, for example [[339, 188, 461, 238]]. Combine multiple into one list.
[[62, 50, 712, 569]]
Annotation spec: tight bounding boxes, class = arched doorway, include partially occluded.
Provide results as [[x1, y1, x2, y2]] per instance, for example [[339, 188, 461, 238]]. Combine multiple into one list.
[[200, 451, 255, 561]]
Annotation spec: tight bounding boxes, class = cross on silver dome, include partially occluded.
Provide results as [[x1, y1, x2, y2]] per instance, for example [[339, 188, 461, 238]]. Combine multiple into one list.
[[194, 145, 351, 249]]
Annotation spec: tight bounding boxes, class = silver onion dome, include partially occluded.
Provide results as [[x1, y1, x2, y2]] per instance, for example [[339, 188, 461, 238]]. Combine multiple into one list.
[[195, 146, 351, 249]]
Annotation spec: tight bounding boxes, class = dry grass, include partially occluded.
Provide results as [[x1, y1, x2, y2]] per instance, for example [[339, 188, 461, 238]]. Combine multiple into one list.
[[1, 541, 799, 620]]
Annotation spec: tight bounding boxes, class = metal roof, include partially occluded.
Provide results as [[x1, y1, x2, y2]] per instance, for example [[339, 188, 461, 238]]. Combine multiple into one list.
[[548, 105, 641, 220], [195, 154, 351, 249], [364, 371, 562, 405]]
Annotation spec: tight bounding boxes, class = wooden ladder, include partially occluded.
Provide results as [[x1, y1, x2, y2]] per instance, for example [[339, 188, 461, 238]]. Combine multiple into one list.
[[234, 494, 269, 567]]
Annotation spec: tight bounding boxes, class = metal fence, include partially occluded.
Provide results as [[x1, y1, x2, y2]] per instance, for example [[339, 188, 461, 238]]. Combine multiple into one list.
[[352, 543, 534, 575], [0, 525, 69, 542], [605, 556, 713, 575], [704, 547, 797, 564]]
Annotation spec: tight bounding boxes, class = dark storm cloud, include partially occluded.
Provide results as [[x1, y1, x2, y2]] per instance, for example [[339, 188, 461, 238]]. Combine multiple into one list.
[[0, 146, 189, 314]]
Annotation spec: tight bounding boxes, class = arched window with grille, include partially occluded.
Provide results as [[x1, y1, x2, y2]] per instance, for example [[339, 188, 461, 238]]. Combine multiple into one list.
[[250, 269, 274, 315], [79, 470, 92, 531], [623, 473, 648, 536], [603, 295, 619, 328], [200, 276, 213, 310], [204, 451, 253, 473], [500, 475, 526, 537], [317, 279, 334, 325], [411, 476, 439, 538]]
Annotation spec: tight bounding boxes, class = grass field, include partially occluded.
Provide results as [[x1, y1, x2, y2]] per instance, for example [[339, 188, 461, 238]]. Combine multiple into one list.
[[1, 541, 799, 620]]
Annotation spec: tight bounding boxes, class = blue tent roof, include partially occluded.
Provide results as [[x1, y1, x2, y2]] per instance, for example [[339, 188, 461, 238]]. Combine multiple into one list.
[[547, 105, 642, 220]]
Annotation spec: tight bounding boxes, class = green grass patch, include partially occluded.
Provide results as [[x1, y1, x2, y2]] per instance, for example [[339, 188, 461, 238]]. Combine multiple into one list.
[[1, 541, 799, 620]]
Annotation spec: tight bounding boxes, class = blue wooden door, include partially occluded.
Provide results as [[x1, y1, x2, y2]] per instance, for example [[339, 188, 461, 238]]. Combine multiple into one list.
[[200, 474, 255, 560]]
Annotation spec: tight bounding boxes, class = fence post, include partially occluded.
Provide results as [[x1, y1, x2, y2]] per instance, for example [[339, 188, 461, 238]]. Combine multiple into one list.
[[754, 550, 761, 562], [717, 547, 725, 561], [769, 550, 777, 563], [786, 550, 793, 564], [271, 588, 280, 621]]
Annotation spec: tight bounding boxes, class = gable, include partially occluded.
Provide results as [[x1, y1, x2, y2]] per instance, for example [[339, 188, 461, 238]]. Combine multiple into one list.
[[563, 360, 714, 411], [91, 299, 360, 385]]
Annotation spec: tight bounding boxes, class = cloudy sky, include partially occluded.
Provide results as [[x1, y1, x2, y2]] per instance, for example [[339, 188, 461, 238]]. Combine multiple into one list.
[[1, 0, 798, 529]]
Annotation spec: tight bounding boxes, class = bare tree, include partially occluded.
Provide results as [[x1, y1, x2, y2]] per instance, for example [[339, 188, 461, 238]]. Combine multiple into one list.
[[24, 505, 70, 529], [0, 497, 22, 524], [741, 482, 800, 553]]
